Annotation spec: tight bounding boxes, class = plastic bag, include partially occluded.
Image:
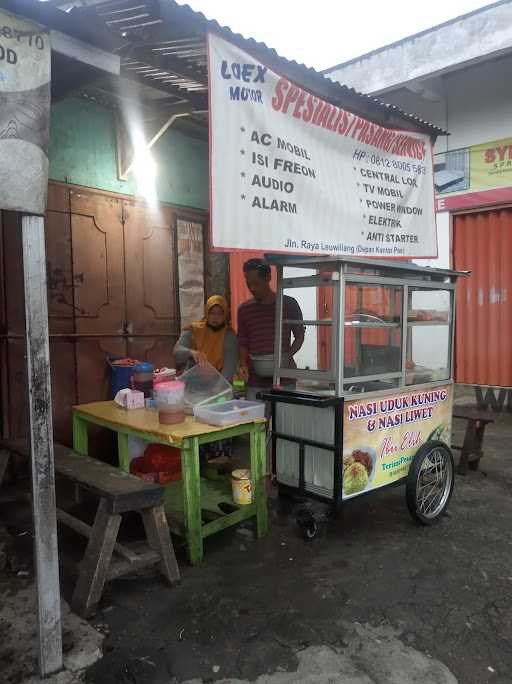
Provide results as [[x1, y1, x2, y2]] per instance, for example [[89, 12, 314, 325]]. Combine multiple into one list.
[[180, 362, 233, 414]]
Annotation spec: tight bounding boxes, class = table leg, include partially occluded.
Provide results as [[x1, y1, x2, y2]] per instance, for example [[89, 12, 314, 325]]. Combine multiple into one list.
[[117, 433, 130, 473], [72, 498, 121, 618], [458, 421, 476, 475], [468, 422, 485, 471], [251, 423, 269, 537], [73, 413, 89, 455], [181, 437, 203, 565]]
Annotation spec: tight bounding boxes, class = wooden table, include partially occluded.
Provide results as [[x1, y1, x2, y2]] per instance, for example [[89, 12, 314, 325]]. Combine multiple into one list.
[[452, 410, 494, 474], [72, 402, 268, 564]]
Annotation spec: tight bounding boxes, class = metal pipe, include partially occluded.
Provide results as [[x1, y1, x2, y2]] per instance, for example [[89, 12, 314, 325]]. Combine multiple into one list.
[[120, 110, 201, 180]]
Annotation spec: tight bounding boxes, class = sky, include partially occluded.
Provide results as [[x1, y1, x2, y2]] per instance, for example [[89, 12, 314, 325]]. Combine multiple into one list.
[[176, 0, 499, 70]]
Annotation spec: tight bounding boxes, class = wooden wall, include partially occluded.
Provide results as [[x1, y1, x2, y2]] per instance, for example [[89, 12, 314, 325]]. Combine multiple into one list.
[[0, 182, 226, 452]]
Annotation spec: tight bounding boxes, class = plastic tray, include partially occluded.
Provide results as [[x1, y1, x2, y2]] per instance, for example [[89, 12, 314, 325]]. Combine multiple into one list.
[[193, 400, 265, 427]]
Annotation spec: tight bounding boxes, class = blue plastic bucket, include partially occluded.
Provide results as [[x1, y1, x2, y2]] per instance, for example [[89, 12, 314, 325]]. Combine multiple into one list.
[[107, 356, 135, 399]]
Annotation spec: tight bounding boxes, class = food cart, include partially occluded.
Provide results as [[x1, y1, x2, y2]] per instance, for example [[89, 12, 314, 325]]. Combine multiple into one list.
[[262, 255, 466, 539]]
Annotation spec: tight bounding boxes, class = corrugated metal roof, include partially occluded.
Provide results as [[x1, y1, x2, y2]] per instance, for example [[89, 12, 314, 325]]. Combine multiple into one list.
[[1, 0, 119, 51], [23, 0, 446, 135]]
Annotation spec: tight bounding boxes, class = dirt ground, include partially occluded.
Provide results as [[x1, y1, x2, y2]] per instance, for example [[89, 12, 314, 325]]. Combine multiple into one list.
[[1, 387, 512, 683]]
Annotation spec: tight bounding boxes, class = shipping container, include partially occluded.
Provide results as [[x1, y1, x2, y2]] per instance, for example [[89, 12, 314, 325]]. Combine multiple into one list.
[[453, 207, 512, 386]]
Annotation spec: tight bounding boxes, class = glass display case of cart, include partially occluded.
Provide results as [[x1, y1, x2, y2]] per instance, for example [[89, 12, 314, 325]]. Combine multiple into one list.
[[267, 255, 460, 397]]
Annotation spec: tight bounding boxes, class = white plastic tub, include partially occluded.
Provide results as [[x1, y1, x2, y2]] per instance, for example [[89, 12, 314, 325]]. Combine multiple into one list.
[[193, 400, 265, 427]]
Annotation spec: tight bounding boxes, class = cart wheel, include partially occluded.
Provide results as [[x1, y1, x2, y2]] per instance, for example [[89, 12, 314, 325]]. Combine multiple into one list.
[[406, 441, 454, 526], [301, 519, 318, 541], [296, 507, 318, 541]]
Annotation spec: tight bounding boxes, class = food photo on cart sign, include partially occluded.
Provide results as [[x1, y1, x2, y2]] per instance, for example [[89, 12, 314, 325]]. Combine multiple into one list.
[[343, 385, 452, 498]]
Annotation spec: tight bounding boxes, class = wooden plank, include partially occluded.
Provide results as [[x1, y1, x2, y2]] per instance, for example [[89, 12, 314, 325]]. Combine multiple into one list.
[[141, 504, 180, 584], [72, 404, 265, 448], [453, 411, 494, 424], [106, 551, 161, 581], [0, 492, 27, 505], [56, 508, 139, 563], [123, 201, 178, 338], [201, 505, 256, 538], [71, 498, 121, 618], [0, 438, 164, 512], [0, 449, 10, 487], [22, 214, 63, 676]]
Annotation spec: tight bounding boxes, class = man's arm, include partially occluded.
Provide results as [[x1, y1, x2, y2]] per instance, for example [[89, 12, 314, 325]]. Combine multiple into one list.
[[238, 345, 250, 381], [290, 329, 305, 357], [289, 298, 305, 358]]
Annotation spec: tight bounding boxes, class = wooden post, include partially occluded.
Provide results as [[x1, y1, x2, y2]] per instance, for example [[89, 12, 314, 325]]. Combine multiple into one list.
[[22, 214, 63, 676]]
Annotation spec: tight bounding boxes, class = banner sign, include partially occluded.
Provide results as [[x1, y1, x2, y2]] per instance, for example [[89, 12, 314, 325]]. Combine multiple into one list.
[[0, 10, 51, 215], [342, 384, 453, 499], [208, 33, 437, 258], [434, 136, 512, 211], [435, 137, 512, 198], [470, 137, 512, 189], [176, 219, 205, 328]]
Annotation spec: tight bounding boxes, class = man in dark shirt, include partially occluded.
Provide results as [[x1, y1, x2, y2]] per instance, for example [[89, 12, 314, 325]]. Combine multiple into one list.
[[238, 258, 305, 397]]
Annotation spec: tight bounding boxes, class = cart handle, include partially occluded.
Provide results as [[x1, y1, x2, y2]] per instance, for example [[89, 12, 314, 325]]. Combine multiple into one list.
[[257, 390, 342, 408]]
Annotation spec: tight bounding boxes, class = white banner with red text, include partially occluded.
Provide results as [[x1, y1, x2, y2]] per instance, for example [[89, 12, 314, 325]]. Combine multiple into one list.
[[208, 33, 437, 258]]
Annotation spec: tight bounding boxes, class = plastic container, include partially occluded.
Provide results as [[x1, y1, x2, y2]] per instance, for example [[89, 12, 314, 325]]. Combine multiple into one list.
[[107, 356, 140, 399], [181, 362, 233, 414], [130, 444, 181, 484], [131, 362, 154, 398], [154, 380, 185, 425], [232, 377, 247, 399], [194, 400, 265, 427], [231, 469, 253, 505], [250, 354, 282, 378], [154, 367, 176, 385]]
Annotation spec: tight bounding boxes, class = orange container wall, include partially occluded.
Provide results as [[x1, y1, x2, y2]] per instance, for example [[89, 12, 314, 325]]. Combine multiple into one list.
[[229, 251, 277, 331], [453, 208, 512, 386]]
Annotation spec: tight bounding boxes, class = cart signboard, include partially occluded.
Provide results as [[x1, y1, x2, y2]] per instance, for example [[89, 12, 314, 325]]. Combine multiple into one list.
[[208, 32, 437, 258], [0, 10, 51, 215], [342, 384, 453, 499]]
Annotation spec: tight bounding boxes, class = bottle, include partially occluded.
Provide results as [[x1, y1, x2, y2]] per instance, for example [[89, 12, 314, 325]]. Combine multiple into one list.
[[232, 376, 247, 399], [154, 380, 186, 425], [131, 362, 154, 398]]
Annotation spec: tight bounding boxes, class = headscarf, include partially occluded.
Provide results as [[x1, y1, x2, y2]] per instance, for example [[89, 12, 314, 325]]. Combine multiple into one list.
[[188, 295, 229, 371]]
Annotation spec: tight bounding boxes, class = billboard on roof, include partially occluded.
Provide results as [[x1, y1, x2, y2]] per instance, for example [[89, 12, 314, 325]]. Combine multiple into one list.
[[208, 32, 437, 259]]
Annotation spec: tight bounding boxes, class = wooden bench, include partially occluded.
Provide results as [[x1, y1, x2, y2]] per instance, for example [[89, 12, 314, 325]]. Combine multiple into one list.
[[0, 439, 180, 617], [452, 411, 494, 475]]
